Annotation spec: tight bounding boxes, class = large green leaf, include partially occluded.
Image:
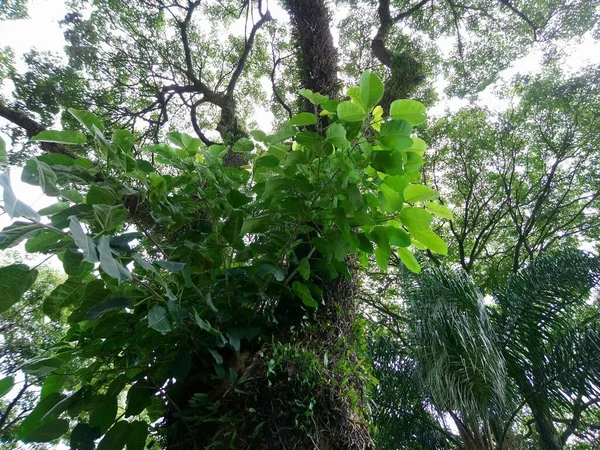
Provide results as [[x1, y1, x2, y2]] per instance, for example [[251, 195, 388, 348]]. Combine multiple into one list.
[[404, 184, 439, 202], [22, 418, 69, 443], [400, 207, 434, 231], [337, 101, 367, 122], [360, 70, 384, 111], [148, 304, 171, 333], [69, 217, 99, 263], [0, 376, 14, 398], [292, 281, 318, 308], [390, 100, 427, 126], [63, 249, 94, 277], [98, 235, 131, 281], [0, 172, 41, 221], [89, 395, 118, 430], [97, 421, 130, 450], [70, 422, 102, 450], [21, 356, 66, 376], [370, 150, 405, 175], [298, 88, 328, 105], [425, 201, 454, 220], [18, 393, 65, 439], [25, 229, 72, 254], [22, 158, 60, 196], [412, 229, 448, 255], [93, 204, 127, 232], [0, 221, 42, 250], [43, 279, 84, 319], [0, 264, 38, 313], [379, 120, 413, 150], [69, 109, 104, 134], [125, 380, 155, 417], [127, 421, 149, 450], [31, 130, 87, 145], [289, 112, 317, 126]]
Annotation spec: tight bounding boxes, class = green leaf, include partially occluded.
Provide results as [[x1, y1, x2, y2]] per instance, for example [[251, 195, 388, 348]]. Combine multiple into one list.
[[227, 189, 252, 208], [404, 184, 439, 202], [70, 422, 102, 450], [127, 421, 149, 450], [292, 281, 318, 308], [390, 100, 427, 126], [17, 393, 64, 438], [369, 150, 404, 175], [0, 376, 14, 398], [400, 207, 434, 231], [69, 109, 104, 134], [250, 130, 267, 141], [38, 201, 71, 216], [148, 305, 171, 333], [370, 227, 391, 271], [93, 204, 127, 232], [379, 120, 413, 150], [22, 418, 69, 443], [63, 249, 94, 277], [0, 264, 38, 313], [87, 185, 117, 205], [387, 226, 411, 247], [232, 137, 254, 152], [298, 88, 328, 105], [61, 188, 84, 203], [31, 130, 87, 145], [412, 229, 448, 255], [0, 136, 6, 165], [69, 217, 99, 263], [98, 235, 131, 281], [25, 229, 71, 254], [97, 421, 130, 450], [289, 112, 317, 126], [40, 375, 67, 400], [337, 101, 366, 122], [298, 258, 311, 281], [86, 297, 132, 320], [22, 158, 60, 196], [406, 137, 427, 154], [397, 247, 421, 273], [125, 380, 155, 417], [379, 183, 404, 212], [43, 279, 84, 319], [0, 221, 42, 250], [0, 172, 41, 221], [255, 155, 280, 168], [425, 201, 454, 220], [21, 356, 66, 376], [359, 71, 384, 110], [167, 131, 200, 153], [326, 122, 349, 147], [89, 395, 118, 430]]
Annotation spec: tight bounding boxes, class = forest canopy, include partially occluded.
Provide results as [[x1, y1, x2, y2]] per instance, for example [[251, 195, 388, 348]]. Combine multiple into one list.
[[0, 0, 599, 449]]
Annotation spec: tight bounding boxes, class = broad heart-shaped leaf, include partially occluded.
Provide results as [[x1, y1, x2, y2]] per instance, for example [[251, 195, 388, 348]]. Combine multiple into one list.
[[400, 207, 434, 231], [22, 158, 60, 196], [337, 101, 367, 122], [326, 122, 349, 148], [98, 235, 132, 281], [403, 184, 439, 203], [17, 393, 64, 439], [379, 120, 413, 150], [0, 376, 14, 398], [62, 249, 94, 277], [0, 172, 41, 221], [390, 99, 427, 126], [397, 247, 421, 273], [125, 379, 155, 417], [292, 281, 318, 308], [97, 421, 130, 450], [360, 71, 384, 111], [69, 217, 99, 263], [0, 221, 42, 250], [93, 204, 127, 232], [167, 131, 201, 153], [43, 278, 84, 319], [31, 130, 87, 145], [70, 422, 102, 450], [289, 112, 317, 127], [425, 201, 454, 220], [0, 264, 38, 313], [127, 420, 149, 450], [387, 226, 411, 247], [369, 150, 405, 175], [412, 229, 448, 255], [148, 304, 171, 333], [69, 108, 104, 134], [22, 418, 69, 443], [406, 137, 427, 154], [0, 136, 6, 165], [298, 88, 328, 105]]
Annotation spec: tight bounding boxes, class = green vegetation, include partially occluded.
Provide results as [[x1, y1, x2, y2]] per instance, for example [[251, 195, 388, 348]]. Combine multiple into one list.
[[0, 0, 599, 449]]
